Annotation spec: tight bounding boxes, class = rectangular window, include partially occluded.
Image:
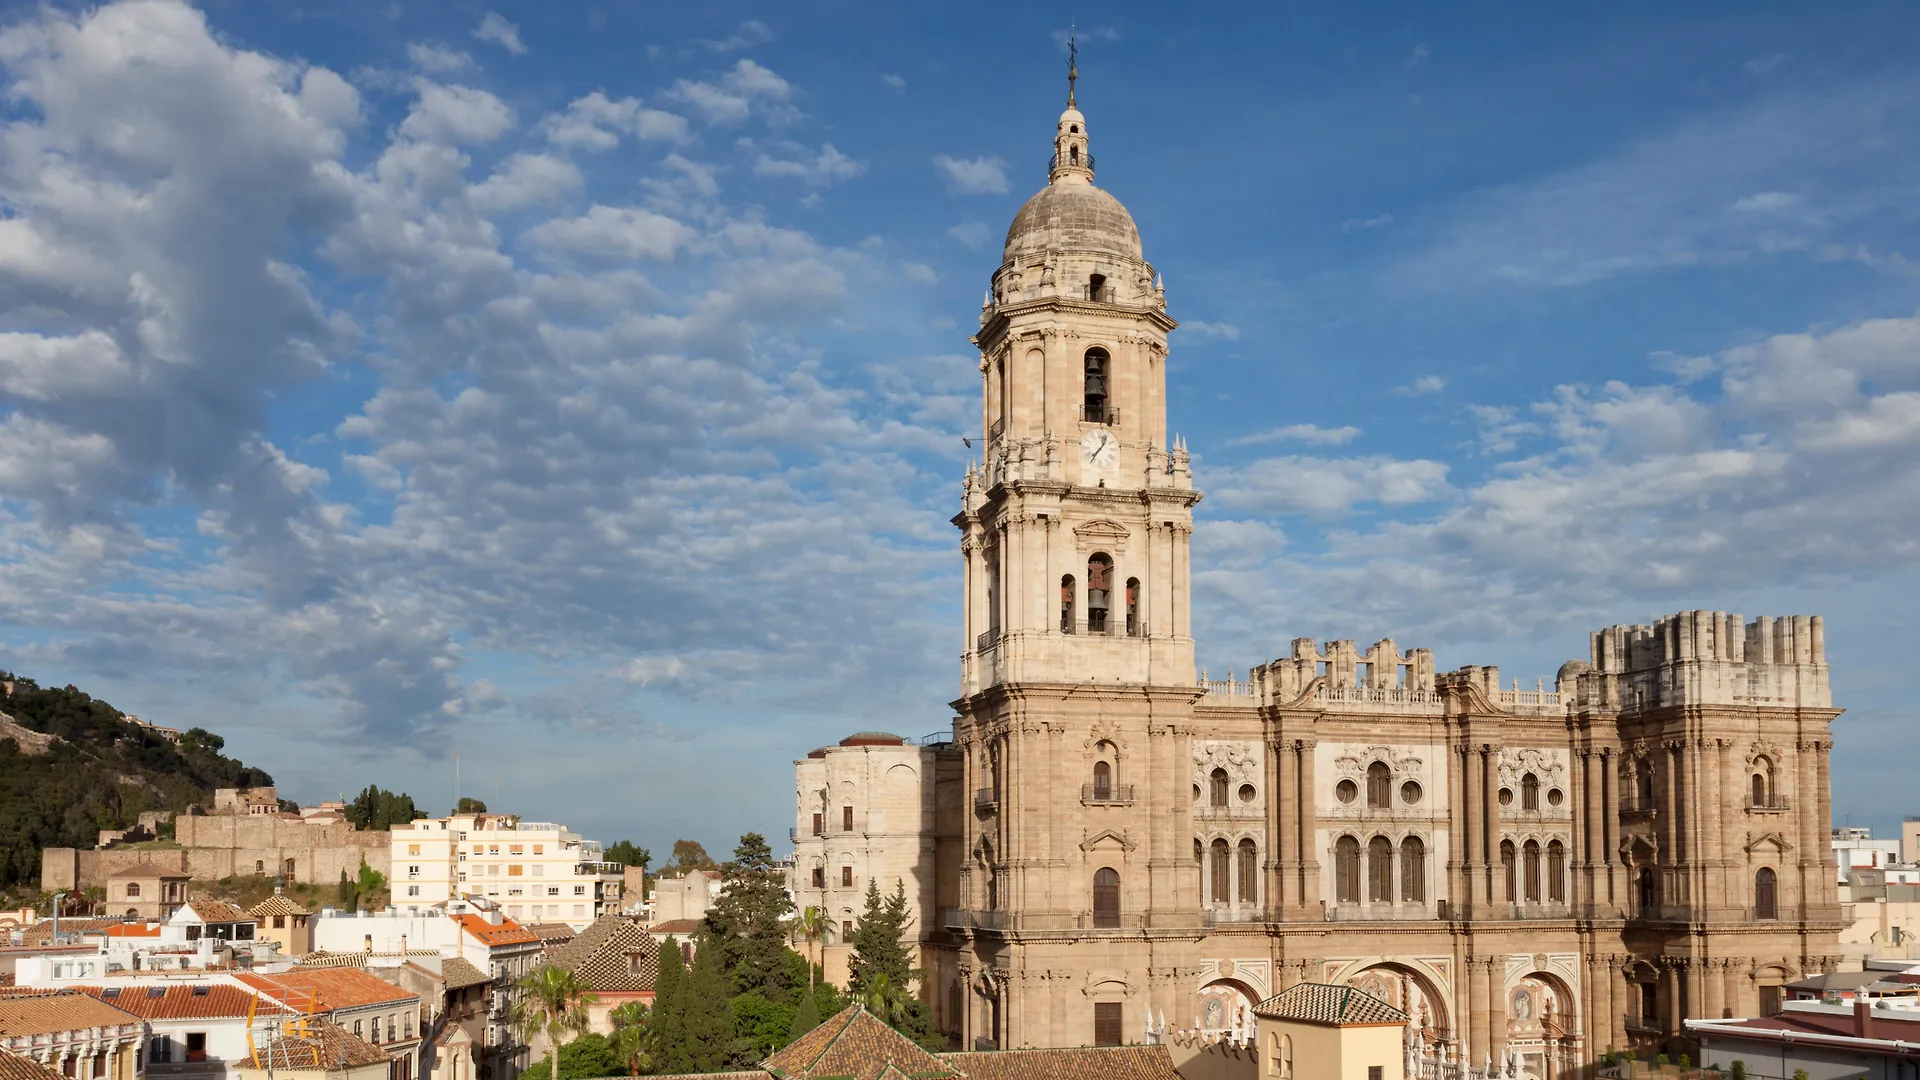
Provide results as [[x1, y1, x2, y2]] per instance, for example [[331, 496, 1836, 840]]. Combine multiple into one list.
[[532, 865, 543, 876], [61, 1058, 73, 1078], [92, 1052, 104, 1078], [573, 886, 585, 896], [408, 865, 420, 877], [150, 1039, 172, 1065], [509, 845, 523, 855], [408, 885, 421, 897], [842, 920, 853, 940], [488, 845, 499, 855], [547, 887, 559, 896], [354, 1021, 363, 1038], [1094, 1002, 1122, 1047], [508, 865, 523, 876], [533, 845, 543, 854], [1369, 1069, 1383, 1080], [841, 866, 853, 887], [274, 915, 286, 928], [842, 806, 854, 831], [812, 813, 823, 836], [812, 868, 825, 888], [574, 904, 586, 916], [186, 1034, 207, 1063]]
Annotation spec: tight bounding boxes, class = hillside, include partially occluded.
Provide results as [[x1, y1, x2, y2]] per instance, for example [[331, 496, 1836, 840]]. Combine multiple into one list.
[[0, 672, 271, 891]]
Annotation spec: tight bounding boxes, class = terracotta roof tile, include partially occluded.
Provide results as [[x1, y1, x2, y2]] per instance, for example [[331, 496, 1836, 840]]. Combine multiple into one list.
[[235, 968, 419, 1012], [440, 958, 492, 991], [0, 991, 141, 1036], [77, 984, 284, 1021], [453, 914, 540, 947], [182, 900, 253, 924], [546, 916, 657, 993], [646, 920, 702, 936], [763, 1005, 953, 1080], [101, 924, 162, 938], [248, 895, 311, 918], [525, 923, 575, 944], [105, 867, 188, 880], [249, 1018, 391, 1070], [941, 1047, 1183, 1080], [0, 1049, 65, 1080], [1252, 983, 1408, 1027]]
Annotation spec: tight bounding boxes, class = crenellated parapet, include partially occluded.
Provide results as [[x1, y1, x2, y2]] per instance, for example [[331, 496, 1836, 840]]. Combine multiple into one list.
[[1255, 637, 1437, 704], [1565, 610, 1830, 710]]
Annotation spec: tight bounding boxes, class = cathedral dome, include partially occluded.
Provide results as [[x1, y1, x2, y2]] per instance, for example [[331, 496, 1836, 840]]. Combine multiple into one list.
[[1003, 181, 1143, 263]]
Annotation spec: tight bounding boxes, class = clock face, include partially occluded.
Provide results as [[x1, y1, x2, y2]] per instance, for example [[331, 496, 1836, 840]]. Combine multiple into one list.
[[1082, 430, 1118, 470]]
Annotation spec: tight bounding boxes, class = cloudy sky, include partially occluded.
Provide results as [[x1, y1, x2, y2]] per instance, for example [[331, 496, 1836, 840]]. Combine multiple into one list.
[[1, 0, 1917, 855]]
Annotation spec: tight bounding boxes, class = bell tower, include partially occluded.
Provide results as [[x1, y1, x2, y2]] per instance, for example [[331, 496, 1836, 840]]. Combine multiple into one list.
[[949, 54, 1204, 1047]]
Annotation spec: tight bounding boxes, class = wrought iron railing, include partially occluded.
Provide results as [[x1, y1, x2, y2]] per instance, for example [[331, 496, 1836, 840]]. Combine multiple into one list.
[[1081, 784, 1135, 805], [1049, 152, 1095, 172]]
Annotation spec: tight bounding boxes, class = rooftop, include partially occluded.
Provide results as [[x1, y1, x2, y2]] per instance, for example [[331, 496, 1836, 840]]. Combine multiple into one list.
[[0, 1050, 64, 1080], [77, 984, 281, 1021], [235, 968, 419, 1012], [248, 1018, 391, 1071], [1252, 983, 1409, 1027], [0, 990, 141, 1036]]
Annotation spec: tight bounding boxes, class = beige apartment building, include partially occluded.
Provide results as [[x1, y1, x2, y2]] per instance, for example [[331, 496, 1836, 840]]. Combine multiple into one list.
[[803, 67, 1847, 1068], [391, 814, 624, 929], [791, 733, 964, 984]]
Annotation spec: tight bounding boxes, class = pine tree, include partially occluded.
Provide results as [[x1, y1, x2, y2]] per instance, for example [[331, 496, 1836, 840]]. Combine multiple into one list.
[[683, 936, 736, 1072], [649, 937, 687, 1073], [788, 988, 821, 1042], [846, 879, 941, 1051]]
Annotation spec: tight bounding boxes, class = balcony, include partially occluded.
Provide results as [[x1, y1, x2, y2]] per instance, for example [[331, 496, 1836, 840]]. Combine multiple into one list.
[[1081, 784, 1135, 805], [1081, 405, 1119, 426], [976, 628, 999, 652], [1048, 151, 1095, 173], [1748, 795, 1791, 813], [1620, 799, 1658, 819], [944, 908, 1007, 931], [1059, 618, 1146, 638], [974, 789, 998, 814], [1202, 908, 1268, 926]]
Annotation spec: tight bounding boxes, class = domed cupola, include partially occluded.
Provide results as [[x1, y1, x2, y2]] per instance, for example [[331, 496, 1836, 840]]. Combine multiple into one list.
[[1000, 43, 1146, 268]]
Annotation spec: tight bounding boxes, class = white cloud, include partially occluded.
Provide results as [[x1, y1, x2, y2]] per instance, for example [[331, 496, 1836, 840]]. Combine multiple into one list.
[[880, 73, 905, 93], [1225, 424, 1362, 447], [1341, 213, 1394, 232], [754, 143, 865, 186], [523, 205, 696, 261], [472, 12, 525, 56], [1394, 375, 1447, 396], [470, 153, 583, 212], [701, 20, 773, 53], [1408, 43, 1430, 68], [406, 43, 471, 74], [1731, 191, 1799, 213], [399, 81, 514, 145], [947, 222, 991, 250], [1211, 455, 1452, 516], [1183, 321, 1240, 341], [933, 155, 1009, 195], [540, 91, 689, 150], [668, 59, 792, 125]]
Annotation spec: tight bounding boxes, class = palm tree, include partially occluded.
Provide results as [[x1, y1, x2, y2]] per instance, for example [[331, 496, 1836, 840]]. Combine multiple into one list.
[[511, 965, 598, 1080], [608, 1000, 649, 1076], [855, 973, 911, 1026], [796, 906, 826, 992]]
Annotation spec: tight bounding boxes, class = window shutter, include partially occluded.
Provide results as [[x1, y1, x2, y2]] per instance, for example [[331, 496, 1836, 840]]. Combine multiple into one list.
[[1094, 1002, 1123, 1047]]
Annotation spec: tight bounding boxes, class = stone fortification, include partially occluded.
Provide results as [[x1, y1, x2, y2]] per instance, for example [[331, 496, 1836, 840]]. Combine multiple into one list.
[[41, 814, 390, 892]]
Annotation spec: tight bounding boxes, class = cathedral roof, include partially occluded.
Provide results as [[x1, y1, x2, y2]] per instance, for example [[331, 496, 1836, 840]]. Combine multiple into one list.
[[1004, 181, 1142, 264]]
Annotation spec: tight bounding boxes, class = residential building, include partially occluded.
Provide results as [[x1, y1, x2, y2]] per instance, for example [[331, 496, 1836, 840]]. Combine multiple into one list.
[[388, 816, 623, 929], [236, 1019, 391, 1080], [0, 1049, 67, 1080], [853, 64, 1851, 1057], [103, 866, 190, 920], [1244, 983, 1410, 1080], [538, 916, 656, 1038], [644, 870, 719, 925], [1689, 998, 1920, 1080], [247, 890, 313, 957], [233, 968, 422, 1080], [1834, 828, 1903, 884], [0, 990, 144, 1080], [790, 733, 961, 987], [80, 983, 288, 1080]]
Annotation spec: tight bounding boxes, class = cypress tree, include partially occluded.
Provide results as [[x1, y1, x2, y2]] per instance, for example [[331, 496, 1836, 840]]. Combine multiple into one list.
[[787, 988, 821, 1043], [683, 935, 736, 1072], [649, 937, 687, 1073]]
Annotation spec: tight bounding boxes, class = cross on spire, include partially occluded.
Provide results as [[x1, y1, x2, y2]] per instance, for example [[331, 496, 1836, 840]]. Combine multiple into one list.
[[1067, 23, 1078, 107]]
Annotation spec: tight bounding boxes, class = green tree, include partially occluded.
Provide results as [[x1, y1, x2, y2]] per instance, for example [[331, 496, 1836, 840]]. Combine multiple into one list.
[[608, 1001, 649, 1076], [1729, 1061, 1746, 1080], [788, 988, 821, 1042], [683, 940, 736, 1072], [606, 840, 650, 869], [671, 839, 716, 874], [730, 991, 795, 1063], [1791, 1071, 1808, 1080], [845, 879, 939, 1051], [345, 785, 422, 831], [355, 859, 386, 904], [517, 1034, 618, 1080], [703, 833, 795, 998], [511, 966, 598, 1080], [795, 906, 826, 993], [649, 938, 688, 1073], [454, 797, 488, 814], [336, 869, 356, 907]]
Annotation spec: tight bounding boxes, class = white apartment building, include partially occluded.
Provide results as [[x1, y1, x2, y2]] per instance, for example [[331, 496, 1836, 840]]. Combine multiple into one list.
[[1834, 827, 1905, 884], [790, 731, 962, 986], [390, 814, 624, 928]]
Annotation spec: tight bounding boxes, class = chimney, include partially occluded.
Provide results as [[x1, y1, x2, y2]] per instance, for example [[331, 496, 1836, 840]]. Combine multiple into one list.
[[401, 934, 408, 954], [364, 934, 373, 955], [1855, 998, 1872, 1038]]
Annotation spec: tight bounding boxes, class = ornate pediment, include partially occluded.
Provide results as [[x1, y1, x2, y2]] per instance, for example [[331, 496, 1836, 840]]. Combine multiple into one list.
[[1745, 831, 1794, 854], [1081, 828, 1136, 853], [1072, 519, 1131, 552], [1334, 745, 1425, 777]]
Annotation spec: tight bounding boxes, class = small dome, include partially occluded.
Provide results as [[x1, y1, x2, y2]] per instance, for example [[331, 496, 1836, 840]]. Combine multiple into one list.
[[839, 731, 905, 746], [1003, 181, 1142, 263], [1555, 660, 1593, 685]]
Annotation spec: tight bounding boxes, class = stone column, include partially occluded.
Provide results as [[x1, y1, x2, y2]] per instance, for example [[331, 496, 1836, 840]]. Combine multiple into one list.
[[1722, 961, 1742, 1021], [1485, 747, 1506, 906], [1266, 733, 1286, 918], [1580, 748, 1600, 910], [1600, 749, 1618, 908], [1815, 741, 1835, 912], [1461, 744, 1482, 910], [1275, 731, 1298, 913], [1797, 745, 1819, 913], [1481, 955, 1504, 1067], [1608, 958, 1627, 1050], [1465, 956, 1489, 1066], [1702, 958, 1723, 1021], [1299, 740, 1321, 909]]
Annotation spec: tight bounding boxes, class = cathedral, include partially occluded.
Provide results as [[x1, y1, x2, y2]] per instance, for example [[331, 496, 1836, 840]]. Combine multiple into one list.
[[793, 64, 1843, 1074]]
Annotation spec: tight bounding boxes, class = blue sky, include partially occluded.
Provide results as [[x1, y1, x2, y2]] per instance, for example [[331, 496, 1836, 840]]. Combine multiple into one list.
[[1, 0, 1918, 857]]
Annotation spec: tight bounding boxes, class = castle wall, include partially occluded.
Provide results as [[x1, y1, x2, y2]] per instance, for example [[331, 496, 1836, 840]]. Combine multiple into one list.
[[41, 818, 390, 892]]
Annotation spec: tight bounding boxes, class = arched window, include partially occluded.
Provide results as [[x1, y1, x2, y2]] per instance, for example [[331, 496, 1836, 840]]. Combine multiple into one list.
[[1092, 760, 1112, 800], [1086, 554, 1113, 633], [1547, 840, 1566, 903], [255, 860, 265, 874], [1088, 273, 1107, 302], [125, 883, 141, 899], [1281, 1034, 1293, 1079], [1193, 838, 1203, 864], [1125, 578, 1140, 636], [1637, 867, 1657, 915], [1060, 574, 1076, 633], [1521, 773, 1540, 811], [1092, 867, 1120, 928], [1366, 762, 1392, 808], [1334, 837, 1361, 903], [1636, 762, 1655, 809], [1501, 840, 1517, 901], [1752, 757, 1773, 807], [1368, 836, 1393, 902], [1083, 348, 1109, 422], [1070, 146, 1080, 165], [1400, 837, 1426, 902], [1237, 839, 1258, 904], [1210, 839, 1231, 904], [1755, 867, 1778, 920], [1523, 840, 1541, 902], [1210, 768, 1230, 807]]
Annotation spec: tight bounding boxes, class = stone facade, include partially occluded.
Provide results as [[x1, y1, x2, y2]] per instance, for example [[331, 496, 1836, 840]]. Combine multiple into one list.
[[907, 82, 1844, 1068], [41, 815, 390, 893]]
